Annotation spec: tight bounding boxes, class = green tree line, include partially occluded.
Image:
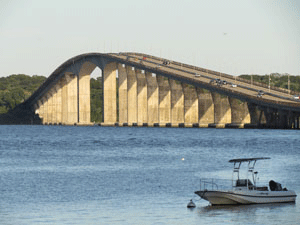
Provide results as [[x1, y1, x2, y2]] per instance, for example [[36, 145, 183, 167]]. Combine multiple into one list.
[[0, 74, 46, 114], [0, 73, 299, 123], [239, 73, 300, 92]]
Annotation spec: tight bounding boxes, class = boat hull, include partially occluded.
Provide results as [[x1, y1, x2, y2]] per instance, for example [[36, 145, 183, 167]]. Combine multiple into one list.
[[195, 190, 297, 205]]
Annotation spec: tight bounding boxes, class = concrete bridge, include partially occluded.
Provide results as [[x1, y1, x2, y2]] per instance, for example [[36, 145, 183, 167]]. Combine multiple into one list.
[[21, 52, 300, 129]]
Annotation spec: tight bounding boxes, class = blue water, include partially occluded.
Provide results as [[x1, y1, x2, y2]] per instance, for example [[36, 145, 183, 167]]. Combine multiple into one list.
[[0, 125, 299, 224]]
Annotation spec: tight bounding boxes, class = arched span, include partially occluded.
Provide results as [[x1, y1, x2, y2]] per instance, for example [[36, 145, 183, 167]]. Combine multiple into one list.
[[21, 52, 300, 128]]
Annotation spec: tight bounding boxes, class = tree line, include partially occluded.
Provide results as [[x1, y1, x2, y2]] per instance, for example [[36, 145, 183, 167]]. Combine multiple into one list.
[[0, 73, 299, 123], [239, 73, 300, 92], [0, 75, 46, 114]]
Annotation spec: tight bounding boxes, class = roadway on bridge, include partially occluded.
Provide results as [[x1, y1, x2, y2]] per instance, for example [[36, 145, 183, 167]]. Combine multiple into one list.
[[109, 52, 300, 107]]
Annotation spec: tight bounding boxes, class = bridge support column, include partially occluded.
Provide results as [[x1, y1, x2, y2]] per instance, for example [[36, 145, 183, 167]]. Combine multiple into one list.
[[287, 111, 294, 128], [157, 75, 171, 126], [118, 64, 128, 125], [145, 72, 159, 126], [262, 108, 285, 129], [55, 83, 62, 125], [258, 109, 266, 127], [277, 110, 289, 129], [51, 89, 58, 124], [103, 62, 117, 125], [46, 92, 54, 124], [136, 69, 148, 126], [126, 66, 137, 126], [248, 104, 267, 128], [78, 62, 94, 125], [197, 88, 214, 127], [41, 97, 48, 124], [61, 76, 68, 125], [296, 115, 300, 129], [49, 86, 61, 125], [68, 74, 79, 125], [247, 103, 259, 127], [60, 73, 78, 125], [272, 110, 300, 129], [210, 93, 231, 128], [292, 113, 300, 129], [169, 80, 184, 127], [227, 98, 250, 128], [183, 84, 198, 127], [291, 112, 297, 129]]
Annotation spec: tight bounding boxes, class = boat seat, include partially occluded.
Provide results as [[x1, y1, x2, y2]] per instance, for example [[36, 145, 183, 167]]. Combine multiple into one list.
[[256, 186, 268, 191]]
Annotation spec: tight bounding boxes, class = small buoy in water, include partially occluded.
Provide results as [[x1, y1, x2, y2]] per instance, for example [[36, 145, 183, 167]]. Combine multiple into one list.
[[181, 157, 185, 161], [187, 199, 196, 208]]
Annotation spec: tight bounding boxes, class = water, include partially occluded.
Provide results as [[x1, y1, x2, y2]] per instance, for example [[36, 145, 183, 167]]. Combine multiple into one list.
[[0, 125, 299, 225]]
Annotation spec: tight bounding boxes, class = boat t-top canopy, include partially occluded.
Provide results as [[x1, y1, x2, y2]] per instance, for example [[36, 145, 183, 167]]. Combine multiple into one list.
[[229, 157, 270, 163], [229, 157, 271, 185]]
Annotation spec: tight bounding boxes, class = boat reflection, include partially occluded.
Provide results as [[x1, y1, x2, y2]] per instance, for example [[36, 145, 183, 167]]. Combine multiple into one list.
[[197, 201, 296, 214]]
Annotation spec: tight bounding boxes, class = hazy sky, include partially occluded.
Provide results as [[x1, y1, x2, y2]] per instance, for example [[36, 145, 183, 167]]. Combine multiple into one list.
[[0, 0, 299, 78]]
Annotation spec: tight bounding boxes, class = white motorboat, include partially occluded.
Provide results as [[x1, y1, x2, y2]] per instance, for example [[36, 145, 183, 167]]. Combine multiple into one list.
[[195, 157, 297, 205]]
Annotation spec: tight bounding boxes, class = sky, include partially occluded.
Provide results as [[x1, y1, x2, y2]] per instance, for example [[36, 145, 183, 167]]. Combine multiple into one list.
[[0, 0, 300, 78]]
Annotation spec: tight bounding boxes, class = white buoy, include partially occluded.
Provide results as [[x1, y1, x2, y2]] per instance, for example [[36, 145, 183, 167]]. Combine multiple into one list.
[[181, 157, 185, 161], [187, 199, 196, 208]]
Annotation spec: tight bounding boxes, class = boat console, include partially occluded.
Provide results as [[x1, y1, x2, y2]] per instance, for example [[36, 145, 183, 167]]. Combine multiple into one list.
[[235, 179, 253, 187], [235, 179, 268, 191]]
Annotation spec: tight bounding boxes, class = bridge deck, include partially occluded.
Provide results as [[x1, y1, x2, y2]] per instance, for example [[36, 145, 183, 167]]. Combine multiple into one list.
[[108, 52, 300, 111]]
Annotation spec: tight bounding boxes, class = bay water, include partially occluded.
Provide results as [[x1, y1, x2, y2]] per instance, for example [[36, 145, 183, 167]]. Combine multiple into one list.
[[0, 125, 299, 224]]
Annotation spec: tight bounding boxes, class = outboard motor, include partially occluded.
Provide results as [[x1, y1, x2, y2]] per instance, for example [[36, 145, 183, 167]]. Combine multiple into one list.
[[269, 180, 283, 191]]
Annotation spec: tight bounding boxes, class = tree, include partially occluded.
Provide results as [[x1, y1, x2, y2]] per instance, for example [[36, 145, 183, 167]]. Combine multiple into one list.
[[0, 74, 46, 113]]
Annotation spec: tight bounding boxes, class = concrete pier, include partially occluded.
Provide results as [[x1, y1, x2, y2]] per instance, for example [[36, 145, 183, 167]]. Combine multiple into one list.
[[183, 84, 198, 127], [145, 72, 159, 126], [103, 62, 117, 125], [211, 93, 231, 128], [127, 66, 138, 126], [78, 62, 94, 125], [136, 69, 147, 126], [157, 75, 171, 126], [118, 64, 128, 125], [169, 80, 184, 127], [227, 98, 251, 128], [197, 88, 214, 127]]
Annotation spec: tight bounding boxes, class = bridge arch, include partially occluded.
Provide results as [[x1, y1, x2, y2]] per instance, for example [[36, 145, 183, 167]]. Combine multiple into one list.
[[23, 52, 300, 128]]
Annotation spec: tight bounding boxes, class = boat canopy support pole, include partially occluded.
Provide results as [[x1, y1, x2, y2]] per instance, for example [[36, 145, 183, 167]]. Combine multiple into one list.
[[232, 161, 242, 187]]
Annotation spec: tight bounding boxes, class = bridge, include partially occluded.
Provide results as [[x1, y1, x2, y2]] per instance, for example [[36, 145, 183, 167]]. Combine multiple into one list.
[[20, 52, 300, 129]]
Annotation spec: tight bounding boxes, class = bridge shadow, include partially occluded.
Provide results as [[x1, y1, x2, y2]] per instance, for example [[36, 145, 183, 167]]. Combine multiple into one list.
[[0, 105, 42, 125]]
